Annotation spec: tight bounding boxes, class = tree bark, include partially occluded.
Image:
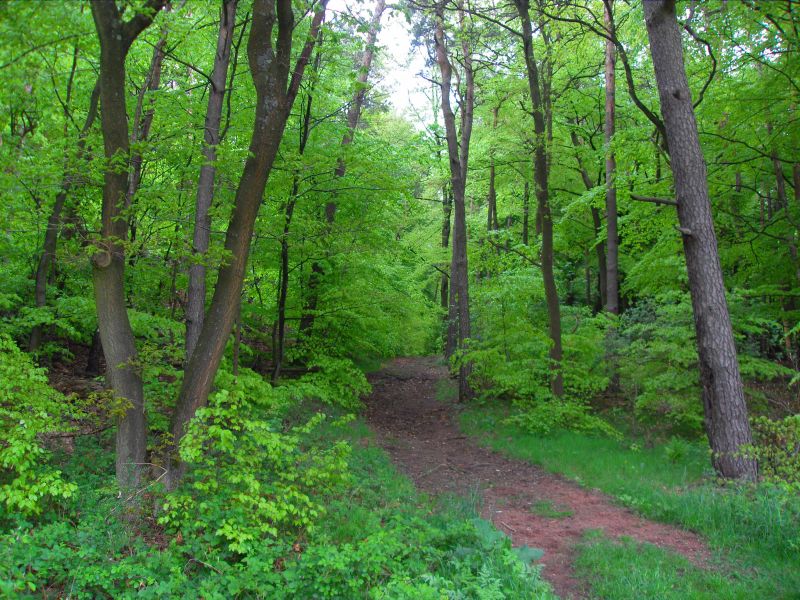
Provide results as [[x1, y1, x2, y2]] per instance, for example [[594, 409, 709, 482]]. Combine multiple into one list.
[[169, 0, 326, 486], [185, 0, 238, 361], [515, 0, 563, 397], [522, 180, 529, 246], [441, 185, 452, 312], [90, 0, 164, 491], [604, 0, 619, 314], [487, 104, 500, 232], [435, 0, 474, 401], [644, 0, 756, 480]]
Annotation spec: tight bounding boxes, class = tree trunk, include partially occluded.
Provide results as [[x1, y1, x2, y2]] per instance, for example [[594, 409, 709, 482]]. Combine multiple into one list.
[[487, 105, 500, 232], [644, 0, 756, 480], [90, 0, 164, 491], [302, 0, 385, 334], [515, 0, 563, 397], [434, 0, 474, 401], [169, 0, 326, 487], [604, 0, 619, 314], [186, 0, 238, 361], [522, 180, 529, 245], [570, 128, 608, 310], [29, 81, 100, 351], [441, 185, 452, 312]]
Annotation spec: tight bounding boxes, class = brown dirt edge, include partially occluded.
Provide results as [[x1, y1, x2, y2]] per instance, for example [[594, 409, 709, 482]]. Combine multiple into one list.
[[364, 357, 710, 599]]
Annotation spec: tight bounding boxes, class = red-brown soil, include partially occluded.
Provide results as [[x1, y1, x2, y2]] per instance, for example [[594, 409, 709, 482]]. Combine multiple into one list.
[[364, 357, 710, 599]]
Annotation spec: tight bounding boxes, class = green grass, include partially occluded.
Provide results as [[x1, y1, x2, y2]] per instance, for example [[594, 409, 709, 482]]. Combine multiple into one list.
[[530, 499, 574, 519], [574, 531, 761, 600], [460, 403, 800, 599]]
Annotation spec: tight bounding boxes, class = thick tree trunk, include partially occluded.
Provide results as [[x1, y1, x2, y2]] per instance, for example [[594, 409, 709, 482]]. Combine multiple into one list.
[[644, 0, 756, 480], [604, 0, 619, 314], [435, 0, 474, 401], [186, 0, 238, 361], [515, 0, 563, 397], [90, 0, 164, 491], [169, 0, 326, 486]]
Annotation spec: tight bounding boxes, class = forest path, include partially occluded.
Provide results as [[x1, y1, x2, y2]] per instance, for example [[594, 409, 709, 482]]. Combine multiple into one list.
[[364, 356, 710, 599]]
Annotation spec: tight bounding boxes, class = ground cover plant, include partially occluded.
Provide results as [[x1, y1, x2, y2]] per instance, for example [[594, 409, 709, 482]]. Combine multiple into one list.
[[1, 0, 798, 596]]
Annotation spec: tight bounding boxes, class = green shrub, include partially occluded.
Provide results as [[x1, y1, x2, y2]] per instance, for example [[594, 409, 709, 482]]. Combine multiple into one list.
[[747, 415, 800, 492], [0, 335, 82, 518], [507, 399, 621, 439], [160, 368, 351, 555]]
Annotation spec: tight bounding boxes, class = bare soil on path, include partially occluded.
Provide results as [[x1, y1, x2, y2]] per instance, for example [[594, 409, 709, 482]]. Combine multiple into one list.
[[364, 357, 710, 599]]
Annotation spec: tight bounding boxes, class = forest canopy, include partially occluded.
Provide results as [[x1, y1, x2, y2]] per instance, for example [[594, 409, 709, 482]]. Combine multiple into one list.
[[0, 0, 798, 597]]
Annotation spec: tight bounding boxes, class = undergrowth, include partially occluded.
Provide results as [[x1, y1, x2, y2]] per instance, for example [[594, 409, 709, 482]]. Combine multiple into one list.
[[0, 390, 553, 598], [460, 403, 800, 598]]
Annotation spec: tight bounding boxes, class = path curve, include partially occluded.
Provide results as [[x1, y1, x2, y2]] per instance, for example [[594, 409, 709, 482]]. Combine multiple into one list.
[[364, 357, 709, 598]]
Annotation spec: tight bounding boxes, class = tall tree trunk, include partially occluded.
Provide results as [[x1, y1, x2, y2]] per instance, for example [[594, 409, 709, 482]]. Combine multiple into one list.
[[90, 0, 164, 491], [570, 128, 608, 310], [169, 0, 326, 487], [435, 0, 474, 401], [644, 0, 756, 480], [522, 180, 530, 245], [186, 0, 238, 361], [273, 81, 316, 382], [515, 0, 563, 397], [441, 185, 452, 312], [29, 80, 100, 351], [487, 105, 500, 232], [301, 0, 385, 335], [604, 0, 619, 314]]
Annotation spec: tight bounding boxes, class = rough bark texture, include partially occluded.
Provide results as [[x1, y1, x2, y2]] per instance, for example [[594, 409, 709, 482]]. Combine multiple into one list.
[[90, 0, 164, 490], [435, 0, 474, 401], [604, 0, 619, 314], [186, 0, 238, 361], [168, 0, 326, 487], [522, 180, 530, 246], [515, 0, 563, 397], [644, 0, 756, 480]]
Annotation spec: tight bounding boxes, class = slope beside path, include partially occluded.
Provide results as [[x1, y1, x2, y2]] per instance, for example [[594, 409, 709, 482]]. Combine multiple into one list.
[[364, 357, 709, 599]]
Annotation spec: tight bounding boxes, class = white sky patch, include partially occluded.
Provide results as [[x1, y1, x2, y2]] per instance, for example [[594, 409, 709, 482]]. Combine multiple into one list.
[[327, 0, 433, 126]]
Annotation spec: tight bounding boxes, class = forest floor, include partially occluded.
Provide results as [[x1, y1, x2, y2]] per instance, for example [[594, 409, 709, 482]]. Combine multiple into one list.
[[364, 356, 710, 599]]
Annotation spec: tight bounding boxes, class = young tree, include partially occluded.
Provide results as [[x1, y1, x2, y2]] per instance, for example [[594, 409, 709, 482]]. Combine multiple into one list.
[[603, 0, 618, 314], [644, 0, 756, 480], [169, 0, 327, 485], [186, 0, 238, 362], [434, 0, 474, 401], [514, 0, 563, 397]]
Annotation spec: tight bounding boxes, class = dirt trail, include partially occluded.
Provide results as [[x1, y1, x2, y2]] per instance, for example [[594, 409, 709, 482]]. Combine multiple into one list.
[[364, 357, 709, 599]]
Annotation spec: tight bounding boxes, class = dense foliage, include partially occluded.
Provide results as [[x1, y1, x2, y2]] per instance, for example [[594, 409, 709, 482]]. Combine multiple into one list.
[[0, 0, 798, 596]]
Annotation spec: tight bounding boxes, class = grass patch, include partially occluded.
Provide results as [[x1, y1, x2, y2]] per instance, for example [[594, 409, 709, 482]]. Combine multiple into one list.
[[530, 499, 574, 519], [460, 402, 800, 598], [575, 531, 761, 599], [0, 402, 555, 598], [435, 377, 458, 403]]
